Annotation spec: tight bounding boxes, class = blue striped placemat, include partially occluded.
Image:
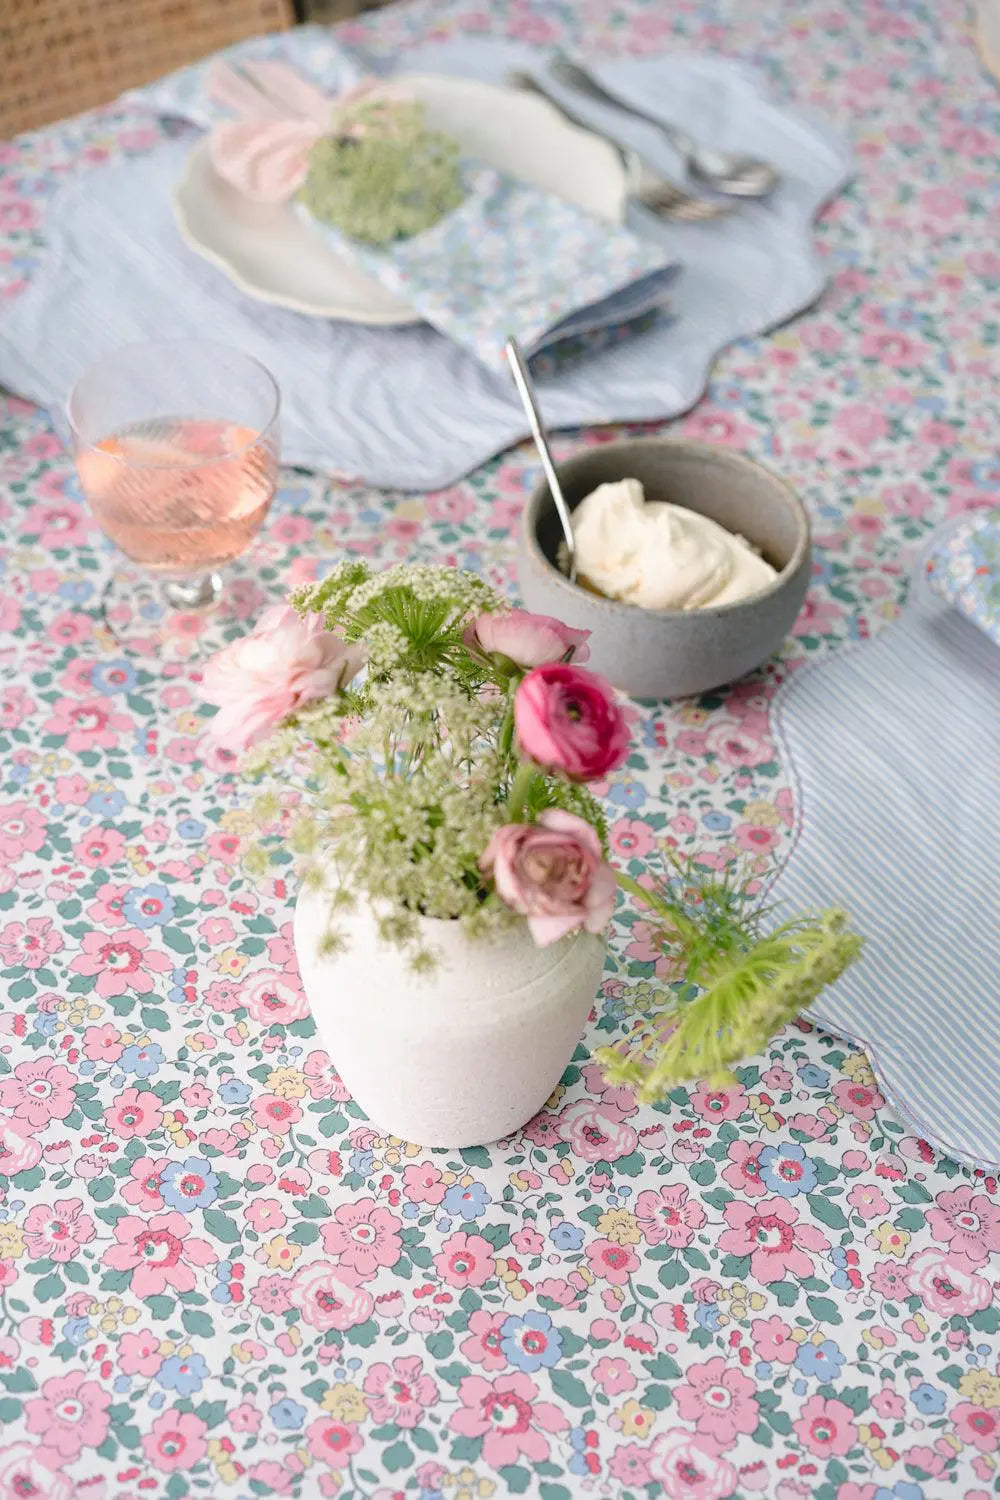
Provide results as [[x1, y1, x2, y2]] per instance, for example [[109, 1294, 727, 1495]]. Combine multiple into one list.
[[767, 518, 1000, 1169]]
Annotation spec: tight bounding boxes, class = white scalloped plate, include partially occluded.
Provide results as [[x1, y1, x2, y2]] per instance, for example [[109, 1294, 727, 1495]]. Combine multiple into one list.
[[172, 72, 627, 324]]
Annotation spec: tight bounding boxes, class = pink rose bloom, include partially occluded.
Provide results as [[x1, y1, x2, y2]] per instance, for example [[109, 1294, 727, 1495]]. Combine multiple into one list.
[[674, 1358, 759, 1450], [648, 1429, 738, 1499], [465, 608, 590, 667], [118, 1328, 162, 1377], [23, 1198, 95, 1263], [0, 1059, 76, 1128], [480, 809, 616, 945], [906, 1248, 992, 1316], [142, 1408, 208, 1472], [750, 1316, 798, 1364], [460, 1308, 509, 1371], [0, 1444, 74, 1500], [558, 1099, 638, 1163], [242, 968, 309, 1025], [514, 663, 629, 781], [306, 1416, 363, 1468], [321, 1197, 402, 1279], [635, 1184, 707, 1248], [925, 1185, 1000, 1265], [718, 1197, 829, 1284], [793, 1395, 857, 1458], [23, 1370, 110, 1458], [0, 1117, 42, 1176], [434, 1230, 496, 1289], [450, 1371, 566, 1468], [102, 1212, 215, 1296], [364, 1356, 438, 1427], [288, 1262, 374, 1331], [201, 604, 364, 753]]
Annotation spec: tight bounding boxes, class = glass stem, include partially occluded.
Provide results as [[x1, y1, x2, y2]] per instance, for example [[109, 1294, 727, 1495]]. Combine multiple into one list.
[[162, 573, 222, 611]]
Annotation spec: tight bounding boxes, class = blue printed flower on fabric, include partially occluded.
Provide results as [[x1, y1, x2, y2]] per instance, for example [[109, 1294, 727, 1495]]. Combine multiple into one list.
[[798, 1064, 830, 1089], [549, 1221, 584, 1251], [874, 1484, 925, 1500], [177, 818, 205, 841], [218, 1078, 252, 1106], [695, 1304, 723, 1333], [758, 1142, 818, 1198], [608, 779, 647, 811], [500, 1311, 563, 1373], [63, 1317, 91, 1347], [120, 1042, 164, 1080], [443, 1181, 491, 1219], [87, 789, 126, 817], [123, 883, 175, 928], [158, 1353, 209, 1396], [160, 1156, 219, 1211], [910, 1383, 947, 1415], [794, 1338, 846, 1379], [92, 660, 137, 695], [270, 1398, 307, 1430]]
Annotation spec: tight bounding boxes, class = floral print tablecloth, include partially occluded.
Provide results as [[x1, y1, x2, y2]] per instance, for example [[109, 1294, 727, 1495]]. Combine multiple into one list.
[[1, 2, 1000, 1499]]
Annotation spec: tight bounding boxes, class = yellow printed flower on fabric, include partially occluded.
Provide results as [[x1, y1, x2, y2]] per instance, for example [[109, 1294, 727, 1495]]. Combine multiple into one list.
[[266, 1066, 307, 1099], [958, 1370, 1000, 1408], [597, 1208, 641, 1246], [873, 1221, 910, 1258], [261, 1234, 302, 1271], [617, 1398, 657, 1439], [0, 1225, 25, 1260], [742, 799, 783, 827], [214, 947, 249, 979], [842, 1050, 876, 1085], [321, 1383, 368, 1422]]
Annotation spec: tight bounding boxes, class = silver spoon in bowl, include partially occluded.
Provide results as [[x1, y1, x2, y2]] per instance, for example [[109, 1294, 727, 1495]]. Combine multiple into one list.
[[551, 54, 779, 200], [504, 337, 578, 584]]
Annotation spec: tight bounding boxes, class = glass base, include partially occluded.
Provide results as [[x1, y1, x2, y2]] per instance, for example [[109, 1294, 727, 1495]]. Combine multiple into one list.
[[101, 557, 279, 663]]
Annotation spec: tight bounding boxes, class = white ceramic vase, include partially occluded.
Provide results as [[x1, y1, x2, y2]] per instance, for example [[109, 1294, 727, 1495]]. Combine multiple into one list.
[[293, 884, 607, 1148]]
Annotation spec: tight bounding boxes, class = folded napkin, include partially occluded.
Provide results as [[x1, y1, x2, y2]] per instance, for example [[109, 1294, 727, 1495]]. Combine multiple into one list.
[[926, 506, 1000, 647]]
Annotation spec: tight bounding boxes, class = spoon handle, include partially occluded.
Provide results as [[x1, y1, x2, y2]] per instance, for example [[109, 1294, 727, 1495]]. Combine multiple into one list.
[[550, 54, 695, 157], [504, 338, 578, 583]]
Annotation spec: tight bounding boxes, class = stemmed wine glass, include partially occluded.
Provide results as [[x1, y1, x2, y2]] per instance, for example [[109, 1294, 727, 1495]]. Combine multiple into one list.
[[68, 339, 281, 660]]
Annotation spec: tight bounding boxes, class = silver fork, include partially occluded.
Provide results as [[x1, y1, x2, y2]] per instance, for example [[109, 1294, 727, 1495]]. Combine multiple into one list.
[[506, 71, 733, 223]]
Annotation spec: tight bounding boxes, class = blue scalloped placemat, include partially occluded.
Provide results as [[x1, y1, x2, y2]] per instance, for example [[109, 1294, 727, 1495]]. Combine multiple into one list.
[[767, 518, 1000, 1168]]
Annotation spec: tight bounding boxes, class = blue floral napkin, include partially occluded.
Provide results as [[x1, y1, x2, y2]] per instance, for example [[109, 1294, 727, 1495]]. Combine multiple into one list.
[[925, 506, 1000, 647], [299, 165, 679, 369]]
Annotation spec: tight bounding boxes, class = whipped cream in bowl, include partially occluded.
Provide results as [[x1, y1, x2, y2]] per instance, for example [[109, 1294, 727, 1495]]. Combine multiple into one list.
[[518, 438, 811, 699]]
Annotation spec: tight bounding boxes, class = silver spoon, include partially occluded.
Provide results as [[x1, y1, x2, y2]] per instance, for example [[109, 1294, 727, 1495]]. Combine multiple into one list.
[[504, 337, 578, 584], [551, 54, 779, 199]]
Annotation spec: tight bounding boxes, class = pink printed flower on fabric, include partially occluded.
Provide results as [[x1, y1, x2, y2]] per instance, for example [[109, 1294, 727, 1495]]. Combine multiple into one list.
[[793, 1394, 858, 1458], [750, 1316, 798, 1365], [0, 1444, 74, 1500], [305, 1416, 363, 1468], [450, 1371, 567, 1468], [674, 1357, 760, 1450], [585, 1238, 640, 1285], [104, 1086, 164, 1140], [69, 926, 171, 997], [460, 1308, 509, 1371], [242, 968, 310, 1025], [480, 810, 616, 945], [906, 1248, 993, 1317], [557, 1099, 638, 1163], [514, 663, 629, 781], [465, 609, 590, 668], [721, 1139, 768, 1196], [321, 1197, 403, 1279], [0, 917, 62, 968], [0, 1116, 42, 1177], [364, 1356, 439, 1428], [433, 1230, 496, 1289], [0, 802, 47, 862], [634, 1184, 707, 1248], [288, 1262, 374, 1332], [925, 1186, 1000, 1265], [0, 1059, 76, 1128], [201, 604, 364, 755], [142, 1408, 208, 1473], [23, 1199, 95, 1263], [952, 1402, 1000, 1453], [118, 1329, 163, 1377], [102, 1212, 215, 1296], [718, 1197, 829, 1284], [648, 1429, 738, 1500], [23, 1370, 110, 1459]]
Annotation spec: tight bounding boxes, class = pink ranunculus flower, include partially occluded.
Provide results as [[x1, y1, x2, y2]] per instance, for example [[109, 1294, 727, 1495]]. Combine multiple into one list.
[[102, 1212, 215, 1295], [465, 608, 590, 667], [242, 967, 310, 1025], [460, 1308, 509, 1371], [558, 1099, 638, 1163], [793, 1394, 858, 1458], [648, 1429, 738, 1499], [200, 604, 365, 754], [321, 1197, 403, 1279], [718, 1197, 829, 1284], [674, 1357, 760, 1450], [0, 1059, 76, 1127], [289, 1262, 374, 1331], [0, 1116, 42, 1176], [23, 1199, 95, 1263], [906, 1248, 993, 1316], [635, 1184, 707, 1248], [514, 662, 629, 781], [433, 1230, 496, 1289], [450, 1371, 567, 1468], [23, 1369, 110, 1459], [925, 1185, 1000, 1265], [364, 1356, 439, 1428], [0, 1443, 74, 1500], [143, 1408, 208, 1472], [480, 809, 616, 945]]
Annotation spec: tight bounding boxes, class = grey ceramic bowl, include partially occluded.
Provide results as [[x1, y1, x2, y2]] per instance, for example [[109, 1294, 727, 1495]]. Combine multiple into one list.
[[517, 438, 811, 700]]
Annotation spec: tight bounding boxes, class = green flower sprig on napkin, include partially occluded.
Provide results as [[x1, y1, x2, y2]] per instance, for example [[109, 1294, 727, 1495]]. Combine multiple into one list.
[[300, 94, 464, 245]]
